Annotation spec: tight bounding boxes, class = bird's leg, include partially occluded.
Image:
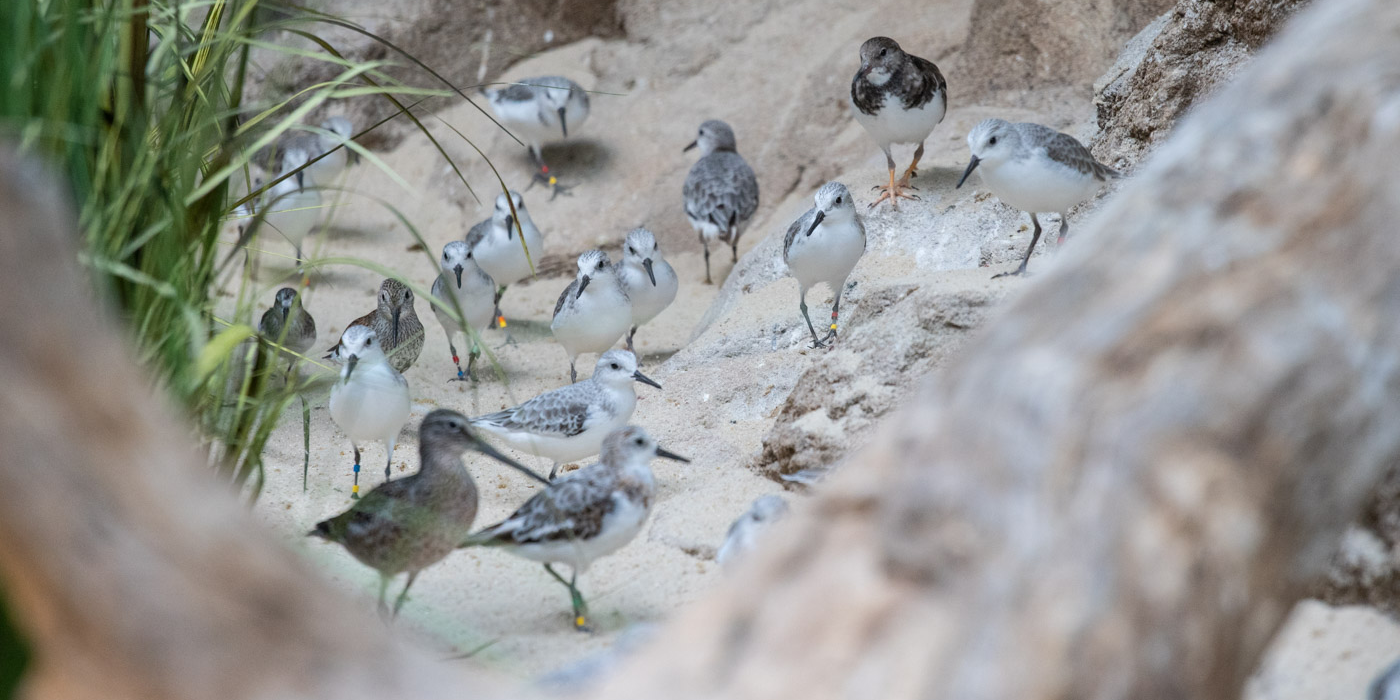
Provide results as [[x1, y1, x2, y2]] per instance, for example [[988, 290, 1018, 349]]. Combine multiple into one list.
[[549, 461, 561, 481], [870, 147, 919, 210], [465, 342, 480, 382], [493, 285, 519, 348], [392, 571, 419, 619], [899, 141, 925, 188], [818, 285, 844, 346], [798, 288, 825, 349], [702, 237, 713, 285], [625, 326, 637, 354], [994, 213, 1042, 279], [730, 231, 739, 264], [569, 359, 578, 383], [446, 333, 467, 382], [1057, 212, 1070, 246], [528, 146, 573, 199], [384, 438, 396, 481], [544, 564, 591, 632], [376, 574, 391, 620], [351, 445, 362, 500]]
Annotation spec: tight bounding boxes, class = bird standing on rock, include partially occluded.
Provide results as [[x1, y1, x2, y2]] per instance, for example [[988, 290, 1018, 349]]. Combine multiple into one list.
[[783, 182, 866, 348], [311, 409, 544, 619], [682, 120, 759, 284], [851, 37, 947, 210], [956, 118, 1120, 278], [325, 278, 424, 374], [462, 426, 689, 631]]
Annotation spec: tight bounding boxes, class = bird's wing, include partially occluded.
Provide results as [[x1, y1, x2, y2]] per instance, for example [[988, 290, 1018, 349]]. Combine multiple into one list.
[[553, 278, 579, 320], [782, 207, 815, 264], [1025, 124, 1121, 181], [683, 154, 760, 231], [258, 306, 282, 339], [324, 309, 375, 356], [464, 218, 492, 249], [318, 479, 417, 543], [493, 83, 537, 103], [473, 387, 594, 438], [468, 468, 614, 546], [903, 55, 948, 110]]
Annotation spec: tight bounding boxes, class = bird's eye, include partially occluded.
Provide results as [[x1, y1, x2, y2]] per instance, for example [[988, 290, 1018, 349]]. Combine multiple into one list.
[[989, 136, 998, 146], [879, 49, 887, 57], [628, 247, 635, 255], [405, 290, 413, 300], [835, 196, 842, 205], [610, 363, 620, 370], [634, 437, 645, 446]]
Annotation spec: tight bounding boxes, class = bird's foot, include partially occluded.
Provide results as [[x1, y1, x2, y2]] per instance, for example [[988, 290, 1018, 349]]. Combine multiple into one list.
[[530, 170, 573, 200], [573, 615, 594, 634], [992, 266, 1029, 280], [869, 177, 920, 210]]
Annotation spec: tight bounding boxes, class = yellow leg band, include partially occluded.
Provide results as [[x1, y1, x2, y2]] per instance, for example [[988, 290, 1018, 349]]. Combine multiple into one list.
[[575, 616, 586, 627], [497, 315, 507, 328], [829, 324, 838, 330], [548, 176, 558, 186], [351, 484, 359, 494]]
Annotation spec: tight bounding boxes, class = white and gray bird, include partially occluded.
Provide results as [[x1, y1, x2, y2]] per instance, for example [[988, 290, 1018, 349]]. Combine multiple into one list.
[[430, 240, 496, 382], [465, 190, 544, 329], [783, 182, 866, 348], [257, 145, 321, 267], [302, 115, 358, 187], [716, 494, 790, 570], [328, 325, 412, 499], [682, 120, 759, 285], [850, 37, 947, 210], [463, 425, 689, 631], [956, 118, 1120, 278], [483, 76, 590, 197], [551, 250, 632, 382], [616, 228, 678, 354], [469, 350, 661, 480]]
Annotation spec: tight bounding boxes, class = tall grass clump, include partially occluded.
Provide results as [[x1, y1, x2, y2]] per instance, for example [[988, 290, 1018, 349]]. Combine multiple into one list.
[[0, 0, 487, 496]]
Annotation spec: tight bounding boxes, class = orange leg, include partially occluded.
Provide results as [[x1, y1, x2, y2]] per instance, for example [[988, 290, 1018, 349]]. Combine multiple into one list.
[[870, 148, 920, 210]]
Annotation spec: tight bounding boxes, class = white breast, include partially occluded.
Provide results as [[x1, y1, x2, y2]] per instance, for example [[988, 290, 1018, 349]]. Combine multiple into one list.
[[851, 91, 946, 147], [977, 153, 1103, 214], [620, 260, 678, 326], [261, 185, 320, 247], [785, 219, 865, 292], [552, 282, 632, 359], [328, 366, 410, 444], [475, 222, 544, 287]]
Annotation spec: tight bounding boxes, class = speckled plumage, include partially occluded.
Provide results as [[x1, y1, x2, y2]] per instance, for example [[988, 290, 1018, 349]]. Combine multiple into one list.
[[258, 287, 317, 373], [682, 120, 759, 284], [325, 278, 424, 373], [850, 37, 948, 209]]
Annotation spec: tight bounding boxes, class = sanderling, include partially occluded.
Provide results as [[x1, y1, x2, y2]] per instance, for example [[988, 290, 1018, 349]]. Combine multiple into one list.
[[716, 494, 789, 570], [551, 250, 631, 382], [327, 325, 412, 498], [430, 241, 496, 381], [310, 409, 538, 618], [325, 278, 424, 374], [258, 287, 317, 378], [258, 145, 321, 266], [463, 425, 688, 630], [682, 120, 759, 284], [851, 37, 947, 210], [469, 350, 660, 480], [465, 190, 543, 329], [783, 182, 866, 348], [956, 118, 1120, 278], [483, 76, 589, 197], [616, 228, 678, 353]]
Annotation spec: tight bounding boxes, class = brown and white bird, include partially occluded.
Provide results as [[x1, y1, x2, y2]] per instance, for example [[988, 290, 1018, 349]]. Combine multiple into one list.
[[850, 37, 947, 209], [325, 278, 424, 373], [310, 409, 545, 618]]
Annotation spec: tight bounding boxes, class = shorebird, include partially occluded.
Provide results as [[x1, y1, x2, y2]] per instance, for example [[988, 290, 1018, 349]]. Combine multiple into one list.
[[716, 495, 789, 570], [957, 118, 1121, 278], [311, 409, 543, 618], [257, 145, 321, 266], [483, 76, 590, 197], [551, 250, 631, 382], [463, 426, 689, 630], [469, 350, 660, 480], [850, 37, 947, 210], [328, 326, 411, 498], [430, 241, 495, 381], [783, 182, 866, 348], [325, 278, 424, 374], [616, 228, 678, 354], [465, 190, 543, 330], [258, 287, 317, 378], [682, 120, 759, 284]]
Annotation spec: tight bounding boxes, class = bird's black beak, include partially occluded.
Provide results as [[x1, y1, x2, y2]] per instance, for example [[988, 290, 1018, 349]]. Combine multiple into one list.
[[295, 170, 305, 191], [280, 304, 290, 321], [453, 264, 463, 287], [504, 214, 515, 240], [558, 107, 568, 138], [805, 209, 825, 237], [655, 446, 690, 463], [471, 434, 551, 485], [956, 156, 980, 189], [643, 258, 656, 286], [576, 275, 590, 298], [855, 64, 871, 82], [393, 308, 401, 338], [345, 354, 359, 380], [349, 148, 361, 166], [632, 370, 662, 389], [683, 140, 697, 153]]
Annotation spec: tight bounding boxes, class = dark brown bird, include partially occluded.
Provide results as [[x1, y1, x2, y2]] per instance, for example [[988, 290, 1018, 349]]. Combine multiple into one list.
[[324, 278, 424, 373], [309, 409, 548, 617]]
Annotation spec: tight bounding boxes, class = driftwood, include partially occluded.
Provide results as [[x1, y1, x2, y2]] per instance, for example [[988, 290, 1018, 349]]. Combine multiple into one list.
[[0, 0, 1398, 698]]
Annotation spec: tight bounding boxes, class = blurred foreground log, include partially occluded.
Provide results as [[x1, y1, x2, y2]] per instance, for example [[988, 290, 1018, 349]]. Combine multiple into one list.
[[593, 0, 1400, 697], [0, 0, 1398, 698]]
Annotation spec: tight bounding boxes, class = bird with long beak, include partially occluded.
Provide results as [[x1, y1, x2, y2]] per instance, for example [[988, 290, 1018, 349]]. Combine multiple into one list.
[[430, 241, 496, 381], [550, 250, 631, 382], [324, 278, 424, 374], [258, 286, 317, 379], [481, 76, 590, 199], [462, 425, 690, 631], [469, 350, 660, 482], [465, 190, 544, 333], [782, 182, 867, 348], [327, 325, 412, 499], [311, 409, 549, 619], [850, 37, 947, 210], [617, 228, 678, 353]]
